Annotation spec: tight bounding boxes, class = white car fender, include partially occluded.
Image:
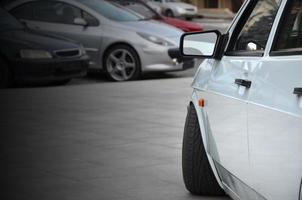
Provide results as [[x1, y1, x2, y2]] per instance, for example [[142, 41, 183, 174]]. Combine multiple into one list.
[[191, 91, 224, 189]]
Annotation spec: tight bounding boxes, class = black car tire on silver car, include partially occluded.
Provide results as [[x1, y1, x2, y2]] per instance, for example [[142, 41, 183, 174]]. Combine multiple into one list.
[[104, 44, 140, 81], [182, 103, 225, 196], [165, 9, 174, 17], [0, 57, 12, 88]]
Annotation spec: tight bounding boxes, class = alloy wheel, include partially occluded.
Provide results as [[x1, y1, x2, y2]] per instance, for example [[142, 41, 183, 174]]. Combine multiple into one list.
[[106, 49, 136, 81]]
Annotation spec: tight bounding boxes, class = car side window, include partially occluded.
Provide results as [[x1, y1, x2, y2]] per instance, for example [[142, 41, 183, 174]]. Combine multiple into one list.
[[32, 1, 81, 24], [271, 0, 302, 55], [12, 1, 99, 26], [226, 0, 281, 56], [82, 11, 99, 26]]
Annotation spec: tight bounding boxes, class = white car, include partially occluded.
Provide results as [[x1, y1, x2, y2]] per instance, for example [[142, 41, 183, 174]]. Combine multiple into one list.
[[148, 0, 197, 19], [180, 0, 302, 200]]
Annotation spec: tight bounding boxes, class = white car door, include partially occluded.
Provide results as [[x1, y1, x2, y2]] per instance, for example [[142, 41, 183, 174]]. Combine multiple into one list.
[[192, 0, 282, 198], [248, 0, 302, 199]]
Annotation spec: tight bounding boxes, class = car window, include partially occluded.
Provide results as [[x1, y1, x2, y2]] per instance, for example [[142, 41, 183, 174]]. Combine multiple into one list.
[[11, 3, 33, 20], [78, 0, 143, 21], [12, 1, 99, 26], [82, 11, 99, 26], [272, 0, 302, 55], [111, 0, 157, 20], [226, 0, 281, 56], [34, 2, 80, 24]]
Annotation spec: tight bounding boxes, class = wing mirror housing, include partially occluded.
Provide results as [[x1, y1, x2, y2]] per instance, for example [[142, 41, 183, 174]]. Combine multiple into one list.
[[74, 18, 88, 26], [180, 30, 228, 60]]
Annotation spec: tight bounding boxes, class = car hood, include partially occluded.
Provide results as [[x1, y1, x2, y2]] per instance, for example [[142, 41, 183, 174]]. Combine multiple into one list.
[[161, 16, 202, 32], [0, 29, 79, 51], [118, 20, 183, 44], [166, 2, 196, 9]]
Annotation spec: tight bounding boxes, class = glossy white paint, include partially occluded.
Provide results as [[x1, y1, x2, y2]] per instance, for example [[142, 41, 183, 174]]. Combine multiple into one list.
[[248, 55, 302, 200], [189, 0, 302, 199]]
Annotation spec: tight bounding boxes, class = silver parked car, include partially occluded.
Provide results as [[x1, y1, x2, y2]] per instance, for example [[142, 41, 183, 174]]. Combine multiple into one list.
[[148, 0, 197, 19], [6, 0, 194, 81], [180, 0, 302, 200]]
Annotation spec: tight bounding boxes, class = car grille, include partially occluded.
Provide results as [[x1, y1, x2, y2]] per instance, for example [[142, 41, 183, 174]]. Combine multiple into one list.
[[54, 49, 81, 58], [185, 8, 195, 11]]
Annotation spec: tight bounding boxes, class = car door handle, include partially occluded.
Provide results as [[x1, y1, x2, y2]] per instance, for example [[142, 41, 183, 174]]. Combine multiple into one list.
[[293, 88, 302, 95], [235, 79, 252, 88]]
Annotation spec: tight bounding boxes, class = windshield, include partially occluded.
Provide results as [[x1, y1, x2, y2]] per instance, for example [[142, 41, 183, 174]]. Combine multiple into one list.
[[78, 0, 143, 21], [111, 0, 158, 20], [0, 8, 24, 32]]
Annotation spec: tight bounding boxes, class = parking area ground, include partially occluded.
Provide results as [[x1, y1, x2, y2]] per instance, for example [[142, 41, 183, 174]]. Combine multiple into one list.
[[1, 18, 232, 200], [1, 72, 231, 200]]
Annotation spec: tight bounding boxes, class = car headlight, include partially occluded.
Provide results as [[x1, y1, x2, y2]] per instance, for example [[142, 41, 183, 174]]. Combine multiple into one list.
[[176, 7, 186, 13], [20, 49, 53, 59], [137, 32, 173, 46]]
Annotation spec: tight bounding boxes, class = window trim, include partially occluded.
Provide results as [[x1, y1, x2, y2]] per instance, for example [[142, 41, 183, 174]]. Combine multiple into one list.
[[225, 0, 259, 56], [270, 0, 302, 56], [225, 0, 280, 57]]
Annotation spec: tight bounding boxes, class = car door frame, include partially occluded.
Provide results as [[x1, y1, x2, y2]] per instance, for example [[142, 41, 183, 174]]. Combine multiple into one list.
[[246, 0, 302, 199]]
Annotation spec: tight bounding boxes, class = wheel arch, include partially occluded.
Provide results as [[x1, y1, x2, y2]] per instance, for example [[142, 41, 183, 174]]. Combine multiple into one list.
[[165, 8, 174, 16], [190, 91, 224, 189]]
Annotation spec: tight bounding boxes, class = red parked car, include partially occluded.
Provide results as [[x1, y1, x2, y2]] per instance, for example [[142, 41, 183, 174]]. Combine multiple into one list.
[[110, 0, 203, 32]]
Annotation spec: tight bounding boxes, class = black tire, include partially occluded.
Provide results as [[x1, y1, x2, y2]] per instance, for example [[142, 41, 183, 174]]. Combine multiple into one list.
[[185, 17, 193, 21], [103, 44, 141, 81], [165, 9, 174, 17], [182, 103, 225, 196], [0, 57, 12, 88]]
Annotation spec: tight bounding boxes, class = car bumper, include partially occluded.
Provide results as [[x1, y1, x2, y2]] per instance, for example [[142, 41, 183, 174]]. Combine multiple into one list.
[[174, 10, 197, 17], [139, 46, 195, 73], [11, 55, 89, 83]]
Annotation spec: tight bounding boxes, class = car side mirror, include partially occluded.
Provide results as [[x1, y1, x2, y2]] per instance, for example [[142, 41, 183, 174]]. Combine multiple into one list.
[[180, 30, 228, 59], [74, 18, 88, 26]]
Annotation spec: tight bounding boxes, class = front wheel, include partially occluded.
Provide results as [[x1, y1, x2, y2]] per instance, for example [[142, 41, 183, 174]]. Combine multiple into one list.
[[182, 103, 225, 196], [104, 45, 140, 81], [165, 9, 174, 17]]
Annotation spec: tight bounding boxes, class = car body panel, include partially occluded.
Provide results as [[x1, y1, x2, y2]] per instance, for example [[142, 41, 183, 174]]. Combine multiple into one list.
[[192, 56, 255, 193], [160, 16, 202, 32], [188, 0, 302, 199], [20, 19, 102, 64], [248, 56, 302, 200]]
